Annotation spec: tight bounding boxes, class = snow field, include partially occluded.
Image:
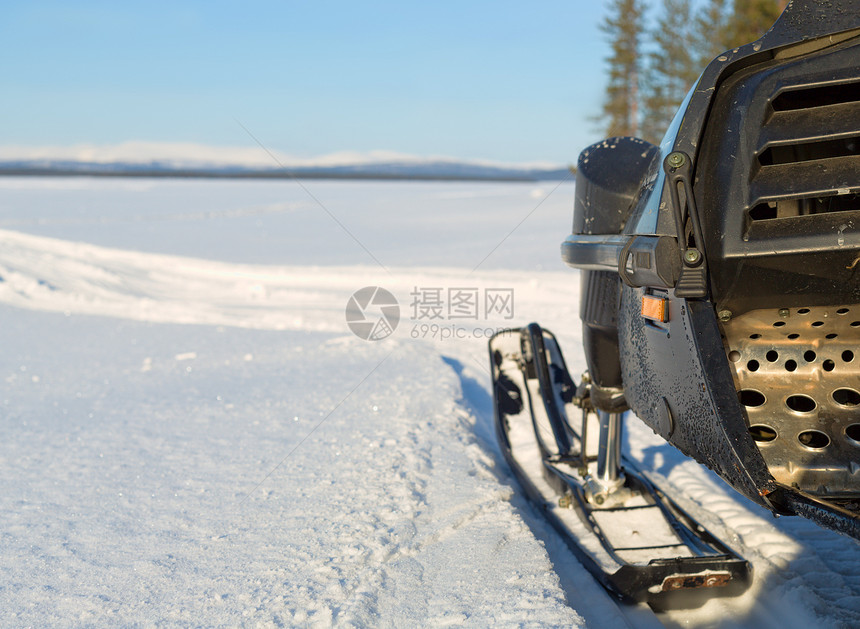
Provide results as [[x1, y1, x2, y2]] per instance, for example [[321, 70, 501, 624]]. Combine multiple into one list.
[[2, 178, 860, 627]]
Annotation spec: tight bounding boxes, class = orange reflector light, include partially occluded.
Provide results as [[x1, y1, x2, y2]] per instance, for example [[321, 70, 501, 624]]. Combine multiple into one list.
[[641, 295, 668, 323]]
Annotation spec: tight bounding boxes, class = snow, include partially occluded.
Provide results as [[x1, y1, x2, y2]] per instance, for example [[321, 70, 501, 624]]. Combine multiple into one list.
[[1, 314, 581, 626], [2, 177, 860, 627]]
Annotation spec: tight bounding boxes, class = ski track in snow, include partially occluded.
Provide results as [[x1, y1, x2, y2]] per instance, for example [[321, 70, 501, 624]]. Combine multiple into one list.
[[1, 312, 584, 627], [2, 180, 860, 627]]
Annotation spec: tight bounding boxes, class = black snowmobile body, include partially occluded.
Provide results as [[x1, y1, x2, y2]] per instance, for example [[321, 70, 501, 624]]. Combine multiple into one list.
[[563, 2, 860, 537], [490, 0, 860, 608]]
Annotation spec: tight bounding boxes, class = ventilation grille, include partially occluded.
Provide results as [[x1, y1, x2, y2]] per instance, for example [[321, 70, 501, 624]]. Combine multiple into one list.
[[722, 305, 860, 495], [748, 80, 860, 228]]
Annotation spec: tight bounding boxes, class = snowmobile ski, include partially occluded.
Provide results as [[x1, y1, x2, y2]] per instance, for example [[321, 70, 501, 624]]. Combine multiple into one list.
[[490, 323, 752, 608]]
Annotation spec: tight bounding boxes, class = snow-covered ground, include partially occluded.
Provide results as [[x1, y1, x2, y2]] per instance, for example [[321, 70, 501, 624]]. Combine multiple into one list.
[[1, 177, 859, 627]]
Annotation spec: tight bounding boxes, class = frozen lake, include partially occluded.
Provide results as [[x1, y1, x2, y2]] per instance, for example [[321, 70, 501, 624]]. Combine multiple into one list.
[[0, 177, 575, 269]]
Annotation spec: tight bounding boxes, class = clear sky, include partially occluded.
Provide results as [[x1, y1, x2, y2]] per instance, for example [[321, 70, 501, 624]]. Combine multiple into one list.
[[0, 1, 611, 165]]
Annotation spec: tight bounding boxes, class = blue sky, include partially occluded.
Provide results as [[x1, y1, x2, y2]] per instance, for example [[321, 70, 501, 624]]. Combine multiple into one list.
[[0, 1, 611, 165]]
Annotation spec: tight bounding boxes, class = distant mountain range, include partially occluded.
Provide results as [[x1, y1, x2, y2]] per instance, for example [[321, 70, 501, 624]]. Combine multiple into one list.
[[0, 151, 572, 182]]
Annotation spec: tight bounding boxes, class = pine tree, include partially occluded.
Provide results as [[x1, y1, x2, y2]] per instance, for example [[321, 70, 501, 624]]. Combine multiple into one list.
[[723, 0, 786, 49], [598, 0, 648, 138], [596, 0, 786, 143], [694, 0, 732, 68], [640, 0, 700, 144]]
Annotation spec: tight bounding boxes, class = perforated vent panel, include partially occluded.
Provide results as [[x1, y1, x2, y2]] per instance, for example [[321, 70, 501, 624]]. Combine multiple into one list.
[[722, 305, 860, 494]]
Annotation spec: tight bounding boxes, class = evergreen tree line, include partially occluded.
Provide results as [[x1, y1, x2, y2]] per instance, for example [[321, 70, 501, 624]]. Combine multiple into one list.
[[599, 0, 787, 144]]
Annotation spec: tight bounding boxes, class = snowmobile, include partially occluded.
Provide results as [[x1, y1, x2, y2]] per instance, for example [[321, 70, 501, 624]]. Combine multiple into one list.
[[490, 0, 860, 608]]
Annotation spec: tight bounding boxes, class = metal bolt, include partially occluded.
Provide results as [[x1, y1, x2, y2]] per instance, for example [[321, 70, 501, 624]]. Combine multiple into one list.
[[684, 248, 702, 265], [667, 152, 686, 168], [718, 309, 733, 322], [779, 308, 790, 318], [558, 494, 572, 509]]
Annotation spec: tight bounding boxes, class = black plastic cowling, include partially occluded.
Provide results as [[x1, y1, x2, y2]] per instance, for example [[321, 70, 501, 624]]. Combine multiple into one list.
[[574, 137, 659, 236], [574, 138, 659, 409], [696, 34, 860, 316]]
